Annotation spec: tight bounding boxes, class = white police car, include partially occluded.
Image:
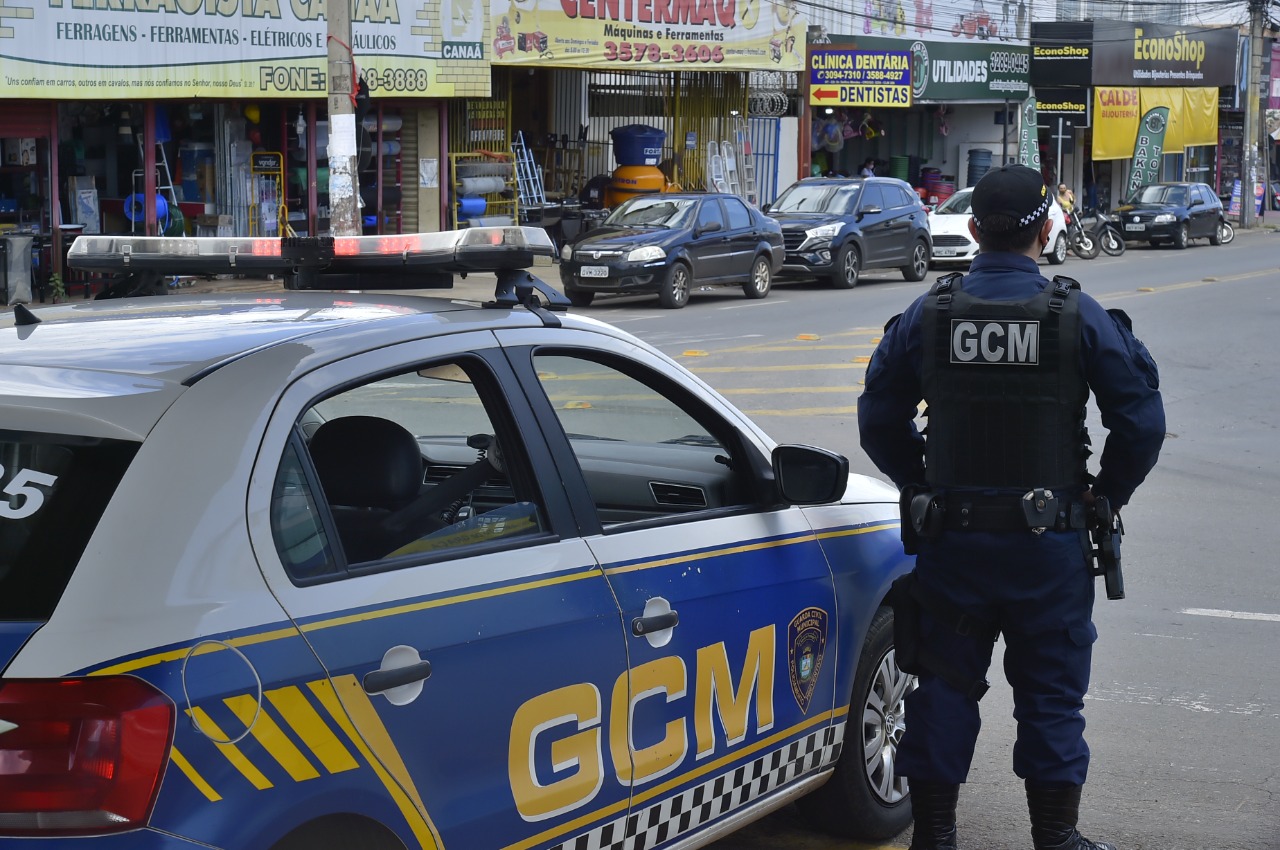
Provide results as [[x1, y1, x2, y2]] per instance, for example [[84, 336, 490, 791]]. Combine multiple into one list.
[[0, 229, 913, 849]]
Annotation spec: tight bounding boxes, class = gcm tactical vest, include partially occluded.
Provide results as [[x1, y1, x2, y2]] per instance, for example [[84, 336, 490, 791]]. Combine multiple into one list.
[[920, 273, 1089, 491]]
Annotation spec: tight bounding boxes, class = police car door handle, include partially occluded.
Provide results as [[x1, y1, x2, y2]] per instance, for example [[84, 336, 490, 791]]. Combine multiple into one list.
[[362, 660, 433, 694], [632, 610, 679, 636]]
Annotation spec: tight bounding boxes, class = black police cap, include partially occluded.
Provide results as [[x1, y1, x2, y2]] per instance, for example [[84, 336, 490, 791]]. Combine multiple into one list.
[[971, 165, 1051, 232]]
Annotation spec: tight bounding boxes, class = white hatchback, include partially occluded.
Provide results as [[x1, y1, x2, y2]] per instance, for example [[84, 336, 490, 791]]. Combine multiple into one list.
[[927, 187, 1069, 266]]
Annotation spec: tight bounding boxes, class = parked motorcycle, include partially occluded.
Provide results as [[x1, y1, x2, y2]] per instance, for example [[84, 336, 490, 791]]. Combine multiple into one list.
[[1084, 208, 1126, 257], [1063, 210, 1100, 260]]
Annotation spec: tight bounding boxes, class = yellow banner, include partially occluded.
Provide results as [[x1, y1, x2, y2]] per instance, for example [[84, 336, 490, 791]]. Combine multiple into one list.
[[1092, 86, 1219, 160], [488, 0, 807, 71]]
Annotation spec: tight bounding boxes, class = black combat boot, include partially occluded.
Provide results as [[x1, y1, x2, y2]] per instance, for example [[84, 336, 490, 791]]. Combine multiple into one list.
[[908, 780, 959, 850], [1025, 781, 1118, 850]]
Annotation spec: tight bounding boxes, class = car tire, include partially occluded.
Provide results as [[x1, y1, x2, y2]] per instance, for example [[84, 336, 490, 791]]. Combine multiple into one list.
[[659, 262, 691, 309], [1173, 222, 1190, 249], [1046, 233, 1068, 265], [742, 255, 772, 299], [565, 288, 595, 307], [900, 239, 930, 282], [831, 243, 860, 289], [794, 605, 915, 840]]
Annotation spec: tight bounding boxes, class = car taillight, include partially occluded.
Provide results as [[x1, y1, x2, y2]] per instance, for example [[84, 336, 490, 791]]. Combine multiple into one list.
[[0, 677, 175, 836]]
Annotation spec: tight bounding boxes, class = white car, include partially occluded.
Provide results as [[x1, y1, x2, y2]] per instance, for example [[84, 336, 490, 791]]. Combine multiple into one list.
[[927, 187, 1069, 266], [0, 230, 914, 850]]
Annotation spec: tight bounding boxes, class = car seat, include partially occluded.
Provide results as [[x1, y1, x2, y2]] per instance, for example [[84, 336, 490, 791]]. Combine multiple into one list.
[[309, 415, 423, 563]]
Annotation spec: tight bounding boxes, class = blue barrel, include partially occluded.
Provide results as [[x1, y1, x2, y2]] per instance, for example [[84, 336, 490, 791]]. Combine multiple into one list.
[[967, 148, 993, 187], [610, 124, 667, 167]]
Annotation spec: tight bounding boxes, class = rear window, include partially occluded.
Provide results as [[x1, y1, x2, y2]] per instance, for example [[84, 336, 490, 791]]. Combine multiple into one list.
[[0, 431, 138, 620]]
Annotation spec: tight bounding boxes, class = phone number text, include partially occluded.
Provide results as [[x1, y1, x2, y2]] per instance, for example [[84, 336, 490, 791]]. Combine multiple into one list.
[[603, 40, 725, 64]]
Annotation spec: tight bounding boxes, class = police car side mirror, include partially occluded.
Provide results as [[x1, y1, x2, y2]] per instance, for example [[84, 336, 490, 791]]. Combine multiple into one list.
[[771, 445, 849, 505]]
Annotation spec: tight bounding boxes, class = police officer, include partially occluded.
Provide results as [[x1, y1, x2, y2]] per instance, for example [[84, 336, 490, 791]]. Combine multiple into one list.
[[858, 165, 1165, 850]]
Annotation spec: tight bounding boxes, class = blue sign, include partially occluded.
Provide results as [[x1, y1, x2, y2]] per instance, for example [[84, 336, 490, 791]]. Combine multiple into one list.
[[809, 48, 912, 107]]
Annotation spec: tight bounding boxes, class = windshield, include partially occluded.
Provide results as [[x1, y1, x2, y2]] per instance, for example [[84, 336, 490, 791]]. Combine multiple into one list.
[[771, 183, 861, 214], [1128, 185, 1189, 206], [605, 197, 698, 228], [934, 191, 973, 215], [0, 431, 139, 620]]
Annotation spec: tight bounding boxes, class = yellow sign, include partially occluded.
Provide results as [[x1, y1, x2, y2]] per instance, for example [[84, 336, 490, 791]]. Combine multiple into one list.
[[488, 0, 807, 71], [1092, 86, 1218, 160]]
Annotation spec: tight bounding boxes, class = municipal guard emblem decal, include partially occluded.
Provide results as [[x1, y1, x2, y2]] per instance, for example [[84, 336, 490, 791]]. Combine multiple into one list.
[[788, 607, 828, 714]]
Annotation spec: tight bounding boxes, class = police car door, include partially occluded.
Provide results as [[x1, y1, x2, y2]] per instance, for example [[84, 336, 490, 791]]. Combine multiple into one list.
[[496, 328, 841, 849], [247, 332, 632, 850]]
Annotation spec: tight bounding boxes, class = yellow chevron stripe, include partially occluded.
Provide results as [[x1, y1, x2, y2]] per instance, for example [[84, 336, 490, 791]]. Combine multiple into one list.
[[170, 746, 222, 802], [186, 707, 273, 790], [309, 677, 443, 850], [224, 694, 321, 782], [266, 685, 361, 775]]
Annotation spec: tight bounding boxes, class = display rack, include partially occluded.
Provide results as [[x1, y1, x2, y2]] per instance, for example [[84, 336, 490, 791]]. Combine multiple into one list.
[[448, 152, 517, 230], [285, 112, 329, 238]]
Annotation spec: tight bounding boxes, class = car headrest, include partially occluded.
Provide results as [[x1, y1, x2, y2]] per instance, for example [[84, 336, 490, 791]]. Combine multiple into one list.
[[309, 416, 422, 510]]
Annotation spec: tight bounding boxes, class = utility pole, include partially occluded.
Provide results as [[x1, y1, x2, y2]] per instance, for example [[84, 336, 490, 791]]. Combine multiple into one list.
[[327, 0, 361, 237], [1242, 0, 1265, 228]]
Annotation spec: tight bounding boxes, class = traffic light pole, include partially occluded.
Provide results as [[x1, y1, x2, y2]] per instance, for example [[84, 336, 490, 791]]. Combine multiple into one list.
[[327, 0, 362, 237]]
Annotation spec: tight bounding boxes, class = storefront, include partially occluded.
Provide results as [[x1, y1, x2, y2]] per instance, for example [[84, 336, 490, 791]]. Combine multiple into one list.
[[0, 0, 491, 293], [804, 24, 1032, 199]]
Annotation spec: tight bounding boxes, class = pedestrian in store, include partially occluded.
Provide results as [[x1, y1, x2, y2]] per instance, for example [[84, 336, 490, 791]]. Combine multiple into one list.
[[858, 165, 1165, 850], [860, 158, 876, 178]]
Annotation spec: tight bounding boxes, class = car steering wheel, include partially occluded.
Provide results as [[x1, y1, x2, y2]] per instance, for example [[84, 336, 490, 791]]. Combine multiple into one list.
[[377, 434, 504, 550]]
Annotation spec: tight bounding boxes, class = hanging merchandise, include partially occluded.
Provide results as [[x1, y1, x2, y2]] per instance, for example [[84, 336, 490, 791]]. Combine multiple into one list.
[[819, 118, 844, 152]]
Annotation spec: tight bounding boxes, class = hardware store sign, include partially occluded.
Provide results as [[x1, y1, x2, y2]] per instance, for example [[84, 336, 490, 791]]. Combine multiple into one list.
[[830, 35, 1028, 101], [488, 0, 808, 72], [0, 0, 490, 99], [809, 48, 911, 107]]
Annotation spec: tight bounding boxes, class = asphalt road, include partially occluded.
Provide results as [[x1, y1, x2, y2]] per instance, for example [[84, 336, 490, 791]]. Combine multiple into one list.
[[570, 233, 1280, 850]]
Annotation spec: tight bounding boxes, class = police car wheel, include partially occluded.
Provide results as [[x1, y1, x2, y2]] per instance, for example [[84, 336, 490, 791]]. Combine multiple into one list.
[[901, 239, 929, 282], [831, 244, 860, 289], [566, 288, 595, 307], [270, 815, 405, 850], [795, 606, 915, 840]]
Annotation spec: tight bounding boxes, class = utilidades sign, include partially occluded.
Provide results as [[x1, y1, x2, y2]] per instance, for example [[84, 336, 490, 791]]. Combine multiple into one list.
[[829, 34, 1028, 101]]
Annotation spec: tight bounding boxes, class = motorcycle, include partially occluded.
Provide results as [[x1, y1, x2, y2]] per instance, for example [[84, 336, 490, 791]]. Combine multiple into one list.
[[1063, 210, 1100, 260], [1084, 208, 1126, 257]]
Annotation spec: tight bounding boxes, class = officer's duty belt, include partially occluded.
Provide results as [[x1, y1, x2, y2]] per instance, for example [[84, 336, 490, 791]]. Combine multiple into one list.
[[943, 492, 1088, 533]]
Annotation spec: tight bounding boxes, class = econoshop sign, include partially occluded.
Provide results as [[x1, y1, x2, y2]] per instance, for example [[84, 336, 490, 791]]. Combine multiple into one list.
[[1092, 20, 1237, 88], [830, 34, 1028, 101]]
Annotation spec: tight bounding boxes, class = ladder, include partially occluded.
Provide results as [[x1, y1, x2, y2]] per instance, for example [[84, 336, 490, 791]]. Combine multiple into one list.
[[132, 136, 178, 234], [732, 114, 758, 207], [720, 141, 741, 197], [511, 131, 545, 208]]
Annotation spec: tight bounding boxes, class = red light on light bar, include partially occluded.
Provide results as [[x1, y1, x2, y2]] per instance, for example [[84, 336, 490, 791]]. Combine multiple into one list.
[[251, 240, 281, 256], [334, 238, 360, 256], [480, 230, 504, 245], [378, 235, 422, 254]]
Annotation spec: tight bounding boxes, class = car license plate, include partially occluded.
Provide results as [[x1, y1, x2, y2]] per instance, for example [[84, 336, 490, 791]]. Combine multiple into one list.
[[934, 247, 958, 257], [579, 266, 609, 278], [1125, 223, 1145, 232]]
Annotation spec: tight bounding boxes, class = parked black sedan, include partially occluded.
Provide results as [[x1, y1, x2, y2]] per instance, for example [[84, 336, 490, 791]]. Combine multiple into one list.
[[1116, 182, 1233, 248], [559, 193, 784, 309], [766, 177, 932, 288]]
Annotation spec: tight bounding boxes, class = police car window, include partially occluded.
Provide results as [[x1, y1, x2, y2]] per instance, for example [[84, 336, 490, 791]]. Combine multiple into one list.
[[697, 199, 725, 231], [272, 357, 549, 580], [0, 432, 138, 619], [724, 197, 752, 230], [530, 354, 752, 528]]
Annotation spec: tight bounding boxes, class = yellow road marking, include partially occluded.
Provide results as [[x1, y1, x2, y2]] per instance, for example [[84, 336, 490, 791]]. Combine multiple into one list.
[[796, 333, 820, 340], [1101, 267, 1276, 301], [719, 386, 860, 396], [186, 707, 273, 790], [682, 349, 709, 356], [695, 363, 864, 374], [266, 686, 361, 775], [744, 406, 859, 417], [170, 746, 222, 802], [224, 694, 321, 782]]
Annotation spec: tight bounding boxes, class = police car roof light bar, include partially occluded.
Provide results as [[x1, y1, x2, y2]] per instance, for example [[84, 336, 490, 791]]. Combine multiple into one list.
[[67, 227, 559, 294]]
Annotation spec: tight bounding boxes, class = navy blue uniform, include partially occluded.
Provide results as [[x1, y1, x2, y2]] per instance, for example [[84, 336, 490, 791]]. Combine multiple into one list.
[[858, 252, 1165, 786]]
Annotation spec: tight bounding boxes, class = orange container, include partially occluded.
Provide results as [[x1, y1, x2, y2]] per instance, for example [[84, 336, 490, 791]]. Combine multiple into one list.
[[606, 165, 666, 208]]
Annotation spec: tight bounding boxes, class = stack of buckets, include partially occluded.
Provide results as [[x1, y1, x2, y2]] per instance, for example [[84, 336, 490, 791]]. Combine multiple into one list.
[[605, 125, 667, 208], [966, 149, 993, 188], [921, 168, 956, 205]]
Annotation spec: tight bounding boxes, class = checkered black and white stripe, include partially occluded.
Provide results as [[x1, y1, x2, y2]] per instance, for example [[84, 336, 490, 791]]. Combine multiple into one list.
[[551, 721, 846, 850]]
